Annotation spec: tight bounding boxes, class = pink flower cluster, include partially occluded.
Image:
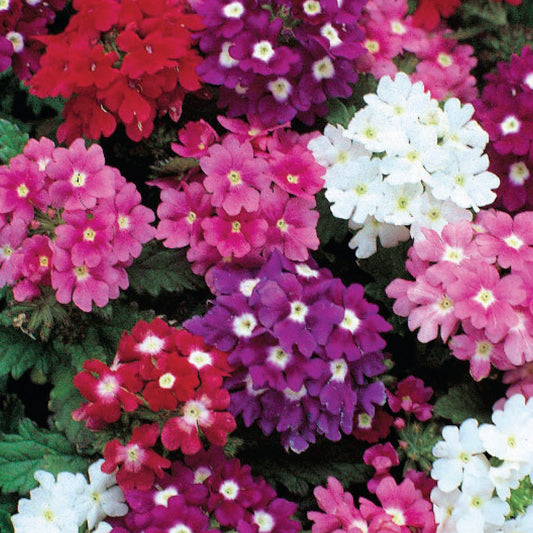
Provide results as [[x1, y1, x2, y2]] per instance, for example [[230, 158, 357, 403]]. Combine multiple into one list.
[[475, 46, 533, 213], [386, 209, 533, 381], [155, 118, 324, 277], [0, 137, 154, 312], [0, 0, 66, 80], [74, 319, 236, 490], [356, 0, 477, 102], [110, 447, 301, 533], [308, 457, 436, 533]]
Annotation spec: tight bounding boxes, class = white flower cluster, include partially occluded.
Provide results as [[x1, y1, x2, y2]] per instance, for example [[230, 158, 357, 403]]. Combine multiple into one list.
[[430, 395, 533, 533], [11, 459, 128, 533], [308, 72, 499, 258]]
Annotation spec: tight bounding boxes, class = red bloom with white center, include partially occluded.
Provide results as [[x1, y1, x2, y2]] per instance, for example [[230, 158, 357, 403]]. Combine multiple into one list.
[[102, 423, 171, 491], [161, 374, 236, 454], [72, 359, 142, 429], [142, 353, 200, 412]]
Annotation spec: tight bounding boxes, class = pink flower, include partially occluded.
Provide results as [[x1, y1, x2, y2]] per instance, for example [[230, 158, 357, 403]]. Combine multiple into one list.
[[47, 138, 115, 210], [200, 135, 269, 215], [447, 261, 525, 342], [156, 181, 213, 249], [387, 376, 433, 421], [171, 119, 219, 158], [260, 186, 319, 261], [363, 443, 400, 494], [201, 210, 268, 258], [22, 137, 56, 175], [0, 220, 27, 287]]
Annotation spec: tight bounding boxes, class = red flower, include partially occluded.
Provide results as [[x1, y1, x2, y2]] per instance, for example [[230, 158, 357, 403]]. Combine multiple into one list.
[[102, 423, 171, 491], [412, 0, 461, 31], [387, 376, 434, 421]]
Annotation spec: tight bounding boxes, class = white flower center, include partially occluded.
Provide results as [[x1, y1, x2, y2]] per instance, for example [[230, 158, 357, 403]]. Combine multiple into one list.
[[437, 53, 453, 67], [283, 385, 307, 401], [321, 23, 341, 47], [183, 399, 208, 424], [222, 1, 244, 18], [170, 525, 192, 533], [509, 161, 530, 185], [6, 31, 24, 53], [17, 184, 29, 197], [390, 20, 406, 34], [295, 264, 319, 278], [387, 508, 406, 526], [330, 359, 348, 382], [138, 335, 164, 355], [253, 40, 275, 62], [154, 487, 178, 507], [254, 511, 275, 532], [475, 341, 492, 358], [118, 215, 130, 229], [340, 309, 360, 333], [219, 41, 239, 68], [220, 480, 240, 500], [267, 78, 292, 102], [524, 72, 533, 89], [267, 346, 291, 369], [289, 301, 309, 323], [239, 278, 260, 297], [0, 0, 10, 11], [500, 115, 521, 135], [443, 246, 463, 264], [194, 466, 212, 484], [233, 313, 257, 337], [158, 372, 176, 389], [364, 39, 379, 53], [474, 288, 495, 309], [189, 350, 212, 369], [73, 265, 90, 281], [504, 234, 523, 250], [303, 0, 321, 14], [312, 56, 335, 80]]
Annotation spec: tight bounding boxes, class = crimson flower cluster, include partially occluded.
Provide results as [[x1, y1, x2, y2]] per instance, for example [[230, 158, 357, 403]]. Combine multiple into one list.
[[309, 448, 436, 533], [73, 319, 236, 489], [386, 209, 533, 381], [185, 251, 391, 453], [0, 137, 154, 312], [28, 0, 204, 142], [357, 0, 477, 102], [109, 447, 301, 533], [155, 119, 324, 277], [475, 46, 533, 213], [191, 0, 366, 125], [0, 0, 66, 80]]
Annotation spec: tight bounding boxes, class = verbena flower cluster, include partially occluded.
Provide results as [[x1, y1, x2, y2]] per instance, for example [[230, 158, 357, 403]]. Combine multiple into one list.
[[357, 0, 477, 102], [110, 447, 301, 533], [475, 46, 533, 213], [185, 251, 391, 453], [0, 0, 66, 80], [11, 460, 127, 533], [191, 0, 367, 125], [155, 119, 324, 276], [0, 137, 154, 312], [431, 394, 533, 533], [386, 209, 533, 381], [309, 72, 498, 258], [309, 455, 436, 533], [28, 0, 204, 142], [73, 318, 236, 489]]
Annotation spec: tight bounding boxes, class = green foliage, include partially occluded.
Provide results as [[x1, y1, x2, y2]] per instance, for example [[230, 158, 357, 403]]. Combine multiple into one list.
[[398, 422, 441, 473], [127, 240, 206, 298], [0, 419, 89, 494], [0, 325, 58, 380], [315, 191, 349, 247], [507, 476, 533, 518], [0, 395, 25, 433], [434, 383, 492, 425], [326, 99, 355, 128], [0, 494, 16, 533], [0, 119, 28, 163]]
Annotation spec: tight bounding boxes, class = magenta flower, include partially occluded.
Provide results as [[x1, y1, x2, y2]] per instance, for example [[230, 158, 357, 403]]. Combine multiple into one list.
[[171, 119, 219, 158], [200, 136, 269, 215], [0, 220, 27, 287], [47, 138, 115, 210], [387, 376, 433, 421], [202, 210, 268, 258]]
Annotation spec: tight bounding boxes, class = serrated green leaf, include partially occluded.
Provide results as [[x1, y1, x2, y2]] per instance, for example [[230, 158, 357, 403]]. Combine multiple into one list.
[[0, 120, 28, 163], [49, 366, 96, 452], [0, 395, 25, 433], [434, 383, 492, 425], [127, 240, 205, 297], [326, 99, 354, 128], [0, 326, 56, 379], [0, 419, 89, 494]]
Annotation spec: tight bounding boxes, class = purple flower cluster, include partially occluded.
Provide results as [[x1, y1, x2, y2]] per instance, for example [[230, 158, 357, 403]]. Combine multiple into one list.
[[185, 251, 391, 453], [0, 0, 66, 80], [111, 447, 301, 533], [475, 46, 533, 213], [192, 0, 367, 125]]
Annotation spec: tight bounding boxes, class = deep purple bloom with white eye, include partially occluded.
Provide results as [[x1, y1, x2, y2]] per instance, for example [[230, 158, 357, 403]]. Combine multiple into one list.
[[185, 251, 389, 452]]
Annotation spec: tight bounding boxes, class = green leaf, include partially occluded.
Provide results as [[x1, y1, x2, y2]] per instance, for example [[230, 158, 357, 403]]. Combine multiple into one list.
[[0, 395, 25, 433], [0, 120, 28, 163], [315, 190, 349, 246], [0, 494, 16, 533], [326, 99, 354, 128], [49, 366, 96, 452], [434, 383, 492, 425], [127, 240, 205, 297], [0, 326, 57, 379], [0, 419, 89, 494]]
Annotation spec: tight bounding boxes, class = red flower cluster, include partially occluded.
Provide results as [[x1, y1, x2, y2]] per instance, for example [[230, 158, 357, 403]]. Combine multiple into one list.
[[73, 318, 236, 489], [28, 0, 204, 142], [0, 0, 66, 80]]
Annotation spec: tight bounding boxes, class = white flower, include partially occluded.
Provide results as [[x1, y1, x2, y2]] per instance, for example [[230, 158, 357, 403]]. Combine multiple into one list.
[[324, 156, 384, 223], [348, 216, 410, 258], [431, 487, 461, 533], [431, 419, 486, 492], [378, 182, 423, 225], [424, 148, 499, 210], [307, 124, 369, 168], [488, 461, 527, 500], [503, 506, 533, 533], [441, 98, 489, 151], [76, 459, 128, 530], [478, 394, 533, 464], [410, 193, 472, 241], [92, 522, 113, 533]]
